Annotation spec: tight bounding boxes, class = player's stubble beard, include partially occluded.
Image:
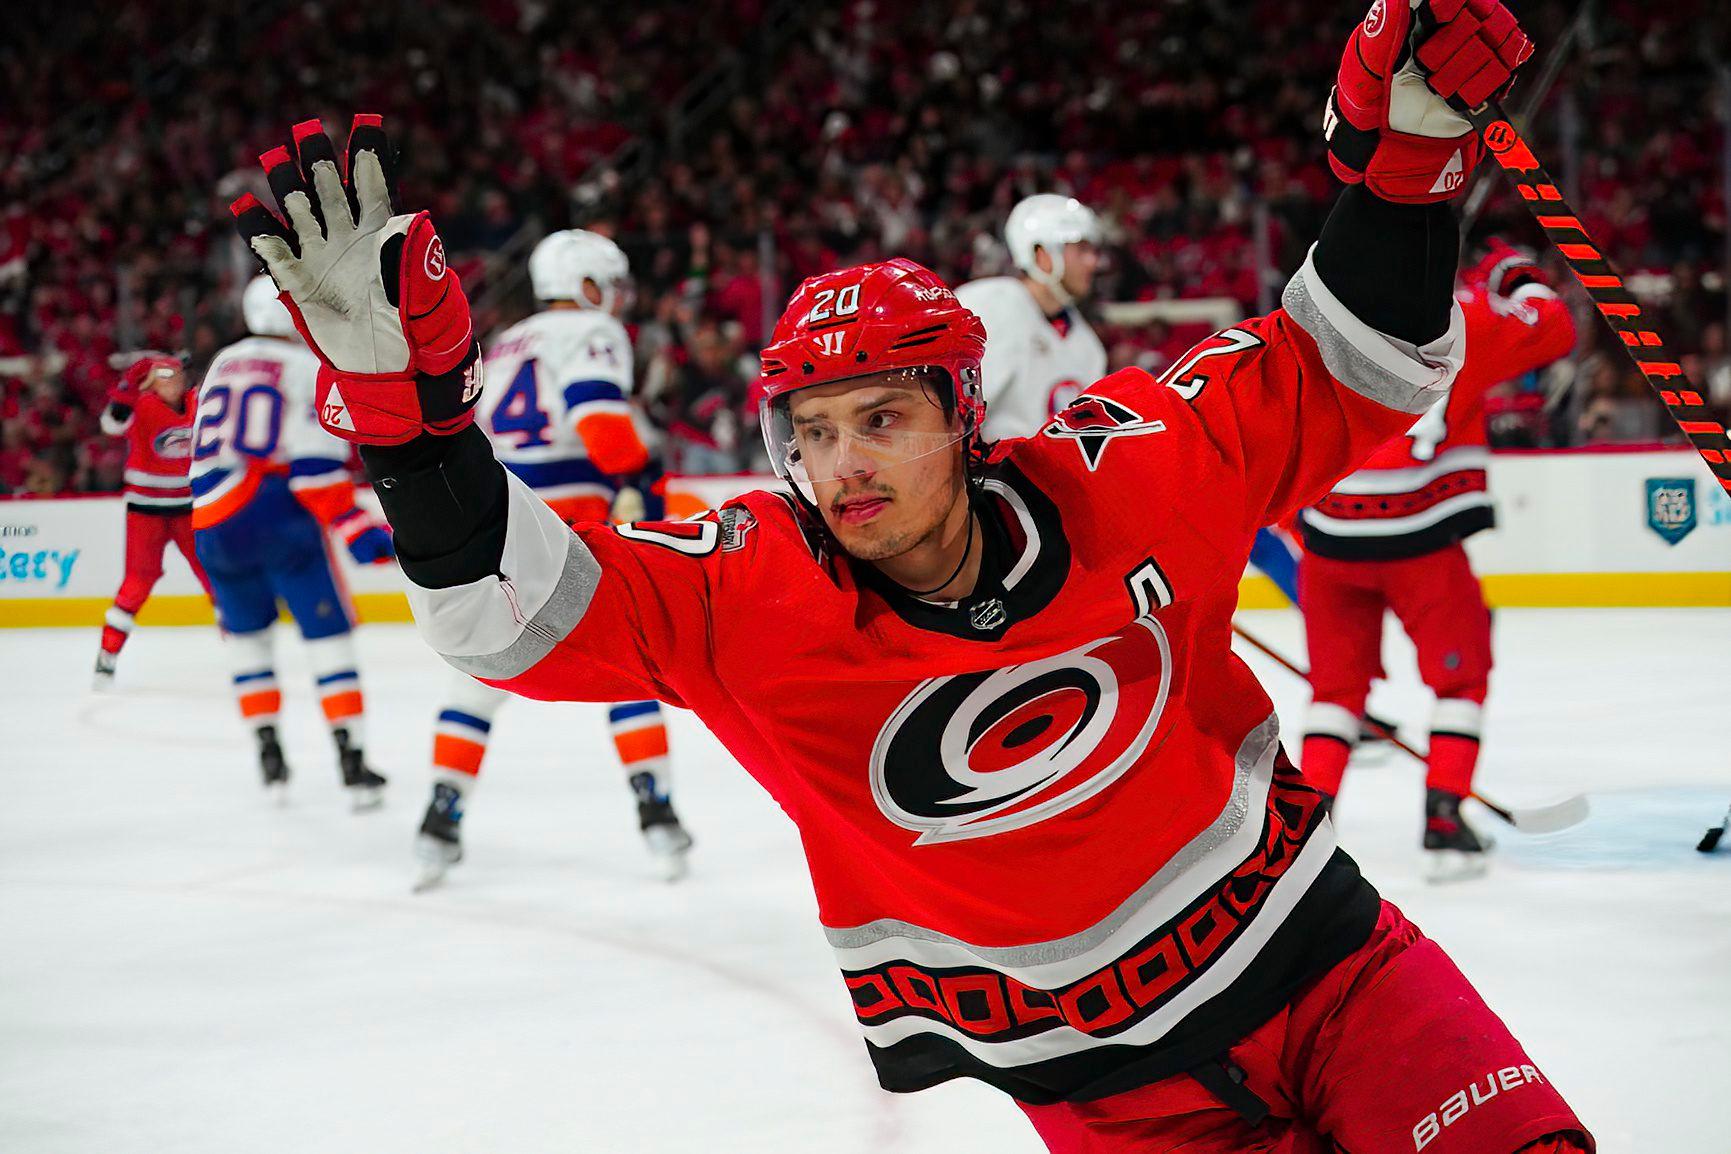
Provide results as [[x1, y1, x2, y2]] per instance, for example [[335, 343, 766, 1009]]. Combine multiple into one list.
[[824, 445, 974, 593]]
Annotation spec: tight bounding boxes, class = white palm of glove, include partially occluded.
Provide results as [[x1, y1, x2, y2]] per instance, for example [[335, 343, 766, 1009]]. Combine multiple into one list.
[[1388, 0, 1473, 139], [247, 150, 415, 376]]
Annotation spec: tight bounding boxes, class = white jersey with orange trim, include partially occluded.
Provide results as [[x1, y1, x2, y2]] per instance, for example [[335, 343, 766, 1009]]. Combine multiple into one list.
[[189, 336, 357, 531], [956, 276, 1108, 441], [475, 308, 647, 524]]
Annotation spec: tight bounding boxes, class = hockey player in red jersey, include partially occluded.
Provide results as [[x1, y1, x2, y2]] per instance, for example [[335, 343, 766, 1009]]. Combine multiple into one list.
[[93, 354, 215, 688], [1298, 239, 1578, 879], [230, 2, 1591, 1147]]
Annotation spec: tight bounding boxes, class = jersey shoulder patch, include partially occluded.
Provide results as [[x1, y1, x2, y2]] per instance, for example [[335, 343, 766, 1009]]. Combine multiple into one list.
[[1041, 381, 1170, 472]]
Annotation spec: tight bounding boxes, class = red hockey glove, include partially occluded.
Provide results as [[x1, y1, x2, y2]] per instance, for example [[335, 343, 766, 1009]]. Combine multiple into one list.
[[110, 355, 179, 406], [1468, 238, 1549, 297], [231, 116, 481, 447], [1326, 0, 1533, 203]]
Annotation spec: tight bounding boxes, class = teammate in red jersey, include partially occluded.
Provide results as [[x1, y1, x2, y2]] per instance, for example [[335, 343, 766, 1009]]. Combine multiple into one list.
[[93, 354, 214, 688], [1297, 240, 1578, 879], [230, 2, 1590, 1148]]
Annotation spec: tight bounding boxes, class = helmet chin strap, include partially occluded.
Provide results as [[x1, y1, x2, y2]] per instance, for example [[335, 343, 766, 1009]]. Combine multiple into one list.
[[1028, 244, 1074, 309]]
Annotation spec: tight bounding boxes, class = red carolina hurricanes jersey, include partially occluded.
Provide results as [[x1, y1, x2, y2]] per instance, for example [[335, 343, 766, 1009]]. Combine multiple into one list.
[[101, 391, 197, 514], [1300, 283, 1575, 559], [405, 255, 1463, 1102]]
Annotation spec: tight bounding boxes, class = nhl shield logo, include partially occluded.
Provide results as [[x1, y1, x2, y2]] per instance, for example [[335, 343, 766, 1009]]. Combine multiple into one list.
[[1646, 477, 1697, 545], [1043, 395, 1167, 471]]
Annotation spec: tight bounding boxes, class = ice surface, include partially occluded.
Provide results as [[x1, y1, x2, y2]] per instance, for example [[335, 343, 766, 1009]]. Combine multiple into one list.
[[2, 608, 1727, 1152]]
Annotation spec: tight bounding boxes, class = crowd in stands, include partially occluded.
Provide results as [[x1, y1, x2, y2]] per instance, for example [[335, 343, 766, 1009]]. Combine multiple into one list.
[[2, 0, 1726, 494]]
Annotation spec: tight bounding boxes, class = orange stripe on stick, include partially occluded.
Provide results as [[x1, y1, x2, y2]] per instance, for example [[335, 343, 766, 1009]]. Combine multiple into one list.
[[1557, 243, 1601, 261], [1679, 421, 1726, 436], [1639, 362, 1683, 380], [1536, 215, 1583, 232]]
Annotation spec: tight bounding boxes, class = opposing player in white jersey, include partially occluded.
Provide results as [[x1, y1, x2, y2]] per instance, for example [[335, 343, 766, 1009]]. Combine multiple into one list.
[[416, 229, 693, 885], [955, 194, 1107, 440], [190, 276, 396, 805]]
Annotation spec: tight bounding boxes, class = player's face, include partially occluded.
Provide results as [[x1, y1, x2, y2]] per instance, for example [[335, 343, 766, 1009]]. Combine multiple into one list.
[[786, 374, 968, 562], [151, 367, 188, 408], [1060, 241, 1099, 300]]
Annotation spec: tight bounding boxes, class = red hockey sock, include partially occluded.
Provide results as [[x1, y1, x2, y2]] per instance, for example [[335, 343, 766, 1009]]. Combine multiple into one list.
[[1301, 735, 1351, 797], [1426, 733, 1481, 799]]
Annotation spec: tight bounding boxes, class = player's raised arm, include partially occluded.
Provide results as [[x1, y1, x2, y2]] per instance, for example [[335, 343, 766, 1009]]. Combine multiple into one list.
[[1071, 0, 1531, 536], [232, 117, 707, 705]]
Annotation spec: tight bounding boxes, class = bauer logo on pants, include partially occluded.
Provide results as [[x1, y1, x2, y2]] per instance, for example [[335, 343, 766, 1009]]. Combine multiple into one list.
[[869, 615, 1172, 844], [1645, 477, 1696, 545]]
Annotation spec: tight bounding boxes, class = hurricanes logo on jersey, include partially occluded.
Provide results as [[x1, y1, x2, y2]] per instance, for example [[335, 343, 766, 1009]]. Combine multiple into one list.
[[869, 615, 1172, 844], [1043, 395, 1167, 471], [153, 426, 193, 460]]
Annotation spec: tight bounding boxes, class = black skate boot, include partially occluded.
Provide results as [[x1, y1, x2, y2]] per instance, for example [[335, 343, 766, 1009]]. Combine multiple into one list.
[[1424, 787, 1491, 883], [631, 771, 693, 882], [92, 649, 117, 691], [333, 727, 386, 812], [414, 782, 465, 891], [257, 724, 290, 803]]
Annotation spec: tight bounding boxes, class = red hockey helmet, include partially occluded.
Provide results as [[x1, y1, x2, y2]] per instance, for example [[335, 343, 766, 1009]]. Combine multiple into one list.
[[758, 259, 987, 499]]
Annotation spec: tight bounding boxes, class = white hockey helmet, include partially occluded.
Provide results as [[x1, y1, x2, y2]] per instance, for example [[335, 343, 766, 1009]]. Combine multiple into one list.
[[242, 274, 298, 339], [1005, 194, 1101, 300], [528, 229, 631, 312]]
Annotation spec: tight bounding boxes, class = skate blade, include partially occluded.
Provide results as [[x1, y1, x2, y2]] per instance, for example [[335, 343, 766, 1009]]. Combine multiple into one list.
[[412, 837, 461, 892], [265, 781, 289, 807], [348, 786, 385, 813], [412, 861, 450, 893], [1425, 849, 1490, 884], [643, 823, 693, 882], [652, 849, 691, 883]]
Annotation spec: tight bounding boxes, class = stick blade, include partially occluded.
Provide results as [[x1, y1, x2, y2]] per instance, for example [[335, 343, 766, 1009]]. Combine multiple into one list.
[[1506, 793, 1591, 835]]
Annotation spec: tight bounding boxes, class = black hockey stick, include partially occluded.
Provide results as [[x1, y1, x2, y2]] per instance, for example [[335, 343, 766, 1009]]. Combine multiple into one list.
[[1463, 102, 1731, 494], [1230, 623, 1589, 834], [1699, 804, 1730, 853]]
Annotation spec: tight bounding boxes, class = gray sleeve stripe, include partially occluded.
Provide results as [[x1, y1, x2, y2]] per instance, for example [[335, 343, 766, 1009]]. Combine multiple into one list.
[[442, 532, 602, 681], [1281, 248, 1463, 416]]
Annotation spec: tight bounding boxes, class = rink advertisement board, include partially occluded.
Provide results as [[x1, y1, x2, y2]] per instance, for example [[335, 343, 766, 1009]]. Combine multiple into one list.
[[2, 449, 1728, 627]]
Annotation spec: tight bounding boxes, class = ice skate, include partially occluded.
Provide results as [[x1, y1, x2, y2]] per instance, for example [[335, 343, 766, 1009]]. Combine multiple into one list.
[[92, 650, 117, 691], [334, 727, 386, 812], [414, 782, 464, 891], [632, 772, 693, 882], [256, 724, 289, 804], [1424, 788, 1491, 883]]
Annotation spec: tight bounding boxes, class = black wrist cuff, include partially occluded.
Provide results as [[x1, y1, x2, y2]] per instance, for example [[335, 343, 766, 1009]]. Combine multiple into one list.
[[1313, 186, 1458, 346], [360, 422, 508, 589]]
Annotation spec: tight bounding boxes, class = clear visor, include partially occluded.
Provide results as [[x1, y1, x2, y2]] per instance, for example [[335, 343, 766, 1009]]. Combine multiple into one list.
[[763, 369, 967, 491]]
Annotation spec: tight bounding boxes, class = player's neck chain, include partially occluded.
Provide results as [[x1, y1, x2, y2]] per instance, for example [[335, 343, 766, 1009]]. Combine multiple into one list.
[[901, 510, 977, 601]]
